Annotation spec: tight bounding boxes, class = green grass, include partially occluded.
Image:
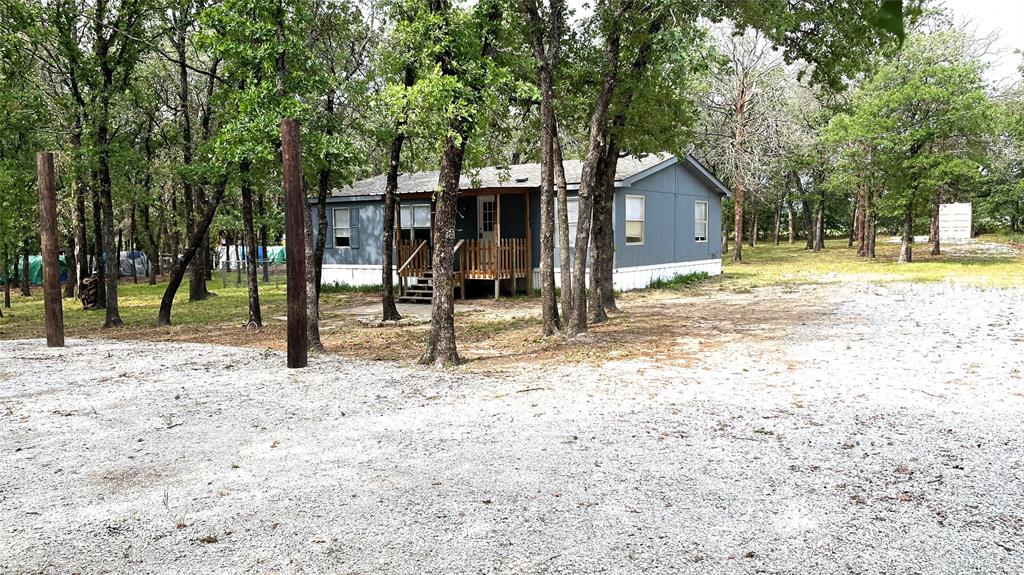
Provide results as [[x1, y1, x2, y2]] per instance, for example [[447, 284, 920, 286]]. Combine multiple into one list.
[[2, 236, 1020, 342], [320, 282, 382, 294], [645, 271, 710, 290], [718, 236, 1024, 290], [0, 279, 292, 340]]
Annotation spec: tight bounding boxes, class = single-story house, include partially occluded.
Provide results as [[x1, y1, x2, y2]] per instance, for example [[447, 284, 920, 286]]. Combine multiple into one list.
[[311, 153, 730, 300]]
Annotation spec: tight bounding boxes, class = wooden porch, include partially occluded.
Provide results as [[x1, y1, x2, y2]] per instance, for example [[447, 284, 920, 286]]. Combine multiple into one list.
[[396, 237, 532, 300], [395, 188, 533, 300]]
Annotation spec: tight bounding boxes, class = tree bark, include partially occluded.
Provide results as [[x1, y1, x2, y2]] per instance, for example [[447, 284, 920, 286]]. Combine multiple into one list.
[[748, 195, 758, 248], [568, 10, 622, 337], [772, 194, 781, 246], [239, 160, 262, 327], [865, 186, 876, 258], [553, 123, 572, 321], [929, 186, 941, 256], [590, 142, 619, 321], [732, 93, 746, 262], [787, 197, 796, 244], [522, 0, 564, 337], [21, 239, 31, 296], [158, 180, 228, 325], [303, 200, 324, 352], [898, 198, 913, 263], [419, 129, 465, 367], [91, 179, 106, 306], [813, 178, 825, 253], [382, 66, 414, 322]]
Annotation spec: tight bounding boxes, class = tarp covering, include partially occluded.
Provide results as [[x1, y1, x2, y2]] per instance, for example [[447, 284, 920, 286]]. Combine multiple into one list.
[[118, 251, 150, 278], [2, 255, 69, 285], [1, 252, 149, 284]]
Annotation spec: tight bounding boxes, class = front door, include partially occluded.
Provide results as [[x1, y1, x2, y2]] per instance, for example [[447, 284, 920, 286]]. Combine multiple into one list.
[[478, 195, 496, 243]]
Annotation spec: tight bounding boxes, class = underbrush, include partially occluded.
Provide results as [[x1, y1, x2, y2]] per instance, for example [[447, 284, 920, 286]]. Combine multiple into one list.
[[646, 271, 710, 290]]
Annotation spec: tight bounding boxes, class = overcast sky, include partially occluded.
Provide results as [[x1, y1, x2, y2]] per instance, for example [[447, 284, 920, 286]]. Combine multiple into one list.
[[939, 0, 1024, 88]]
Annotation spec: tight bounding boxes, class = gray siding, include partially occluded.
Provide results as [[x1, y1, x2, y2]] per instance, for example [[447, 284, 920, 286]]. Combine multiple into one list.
[[313, 199, 385, 266], [613, 162, 722, 268], [311, 159, 723, 272]]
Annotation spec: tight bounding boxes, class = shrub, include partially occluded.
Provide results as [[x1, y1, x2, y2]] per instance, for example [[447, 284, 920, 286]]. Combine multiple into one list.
[[646, 271, 710, 290]]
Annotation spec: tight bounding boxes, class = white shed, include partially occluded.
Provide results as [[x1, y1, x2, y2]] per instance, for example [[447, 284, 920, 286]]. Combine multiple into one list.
[[939, 203, 972, 242]]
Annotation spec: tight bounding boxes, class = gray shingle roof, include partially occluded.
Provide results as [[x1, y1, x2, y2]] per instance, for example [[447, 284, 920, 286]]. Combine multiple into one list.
[[331, 153, 674, 198]]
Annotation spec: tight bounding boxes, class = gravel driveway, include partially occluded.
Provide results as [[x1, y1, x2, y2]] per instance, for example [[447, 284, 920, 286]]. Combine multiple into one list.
[[2, 282, 1023, 574]]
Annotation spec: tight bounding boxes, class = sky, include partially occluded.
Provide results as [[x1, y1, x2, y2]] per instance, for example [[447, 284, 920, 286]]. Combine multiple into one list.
[[939, 0, 1024, 88]]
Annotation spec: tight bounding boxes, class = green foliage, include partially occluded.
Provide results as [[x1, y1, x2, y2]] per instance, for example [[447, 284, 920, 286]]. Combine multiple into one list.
[[824, 28, 996, 236], [646, 271, 710, 290]]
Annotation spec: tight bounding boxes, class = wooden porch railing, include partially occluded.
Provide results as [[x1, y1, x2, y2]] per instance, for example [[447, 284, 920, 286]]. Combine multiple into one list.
[[397, 240, 429, 277], [397, 238, 529, 280], [459, 238, 530, 280]]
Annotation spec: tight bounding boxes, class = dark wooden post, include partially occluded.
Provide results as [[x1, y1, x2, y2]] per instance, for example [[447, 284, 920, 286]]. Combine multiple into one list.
[[37, 152, 65, 347], [281, 119, 308, 368]]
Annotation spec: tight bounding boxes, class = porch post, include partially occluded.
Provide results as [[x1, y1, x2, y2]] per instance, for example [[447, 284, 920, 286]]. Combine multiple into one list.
[[396, 198, 403, 296], [494, 191, 501, 299], [524, 189, 532, 293]]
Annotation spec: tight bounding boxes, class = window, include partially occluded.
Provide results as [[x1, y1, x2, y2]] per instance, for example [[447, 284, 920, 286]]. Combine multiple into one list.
[[695, 201, 708, 242], [480, 199, 496, 232], [333, 208, 351, 247], [625, 195, 645, 245], [399, 204, 431, 243]]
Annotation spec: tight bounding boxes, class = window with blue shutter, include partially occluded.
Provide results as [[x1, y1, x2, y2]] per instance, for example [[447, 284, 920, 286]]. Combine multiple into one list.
[[349, 207, 360, 249]]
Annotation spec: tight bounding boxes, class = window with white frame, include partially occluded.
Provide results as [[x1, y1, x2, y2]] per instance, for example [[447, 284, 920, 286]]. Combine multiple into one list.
[[695, 200, 708, 242], [625, 195, 645, 245], [561, 197, 579, 247], [333, 207, 351, 247], [399, 204, 431, 243]]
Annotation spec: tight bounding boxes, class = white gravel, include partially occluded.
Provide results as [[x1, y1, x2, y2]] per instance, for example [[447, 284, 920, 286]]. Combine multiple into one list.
[[2, 282, 1023, 574]]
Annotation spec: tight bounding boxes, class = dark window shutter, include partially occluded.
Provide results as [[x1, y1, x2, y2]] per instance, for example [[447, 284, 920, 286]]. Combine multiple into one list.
[[325, 207, 335, 248], [349, 207, 360, 249]]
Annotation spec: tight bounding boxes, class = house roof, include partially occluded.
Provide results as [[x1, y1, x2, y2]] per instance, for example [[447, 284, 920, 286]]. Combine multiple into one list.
[[328, 152, 731, 199]]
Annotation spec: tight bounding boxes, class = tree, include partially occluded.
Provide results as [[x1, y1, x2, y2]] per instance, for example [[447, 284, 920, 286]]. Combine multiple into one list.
[[419, 0, 511, 367], [826, 28, 995, 263]]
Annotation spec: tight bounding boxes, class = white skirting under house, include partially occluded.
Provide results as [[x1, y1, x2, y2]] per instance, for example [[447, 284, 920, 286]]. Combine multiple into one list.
[[532, 258, 722, 292]]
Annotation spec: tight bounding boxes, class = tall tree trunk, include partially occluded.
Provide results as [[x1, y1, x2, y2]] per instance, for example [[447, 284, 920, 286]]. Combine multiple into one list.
[[732, 94, 746, 262], [141, 200, 160, 285], [568, 17, 621, 338], [303, 201, 324, 352], [787, 197, 796, 244], [865, 186, 876, 258], [158, 180, 227, 325], [929, 186, 941, 256], [98, 145, 121, 326], [420, 130, 465, 367], [382, 67, 413, 322], [259, 190, 269, 282], [588, 152, 610, 324], [130, 205, 138, 284], [91, 179, 106, 307], [748, 195, 758, 248], [239, 160, 262, 327], [553, 124, 572, 321], [813, 180, 825, 253], [856, 185, 867, 257], [2, 249, 9, 308], [522, 0, 564, 336], [64, 233, 77, 298], [898, 198, 914, 263], [21, 239, 31, 296], [773, 194, 781, 246], [590, 143, 619, 321], [175, 19, 209, 302]]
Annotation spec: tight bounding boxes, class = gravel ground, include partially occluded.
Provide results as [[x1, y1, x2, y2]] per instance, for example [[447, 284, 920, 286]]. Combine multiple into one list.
[[2, 282, 1023, 574]]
